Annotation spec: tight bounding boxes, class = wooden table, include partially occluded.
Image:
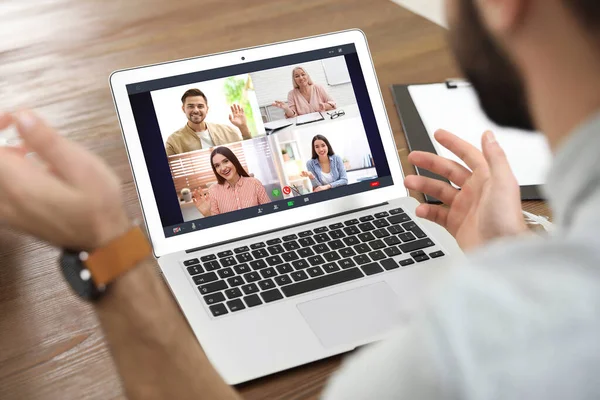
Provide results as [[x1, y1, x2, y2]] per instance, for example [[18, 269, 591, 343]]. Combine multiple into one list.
[[0, 0, 550, 399]]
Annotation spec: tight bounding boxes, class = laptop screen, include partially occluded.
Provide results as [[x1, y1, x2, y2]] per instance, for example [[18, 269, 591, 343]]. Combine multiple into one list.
[[127, 44, 393, 238]]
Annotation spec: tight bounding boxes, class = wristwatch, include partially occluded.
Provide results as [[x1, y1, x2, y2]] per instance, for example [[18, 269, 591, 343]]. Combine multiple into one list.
[[60, 225, 152, 301]]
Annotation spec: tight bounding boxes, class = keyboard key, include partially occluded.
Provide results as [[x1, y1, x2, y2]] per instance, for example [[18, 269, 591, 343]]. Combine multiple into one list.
[[328, 239, 345, 250], [329, 230, 345, 239], [313, 243, 330, 254], [260, 267, 278, 279], [260, 288, 284, 303], [193, 272, 218, 285], [343, 226, 361, 236], [266, 238, 282, 245], [373, 219, 390, 228], [430, 250, 445, 258], [374, 211, 389, 218], [266, 255, 284, 266], [361, 262, 384, 275], [243, 294, 262, 307], [329, 222, 344, 230], [291, 270, 309, 281], [307, 266, 325, 277], [258, 279, 276, 290], [314, 226, 329, 233], [224, 288, 243, 299], [369, 250, 386, 261], [220, 256, 237, 267], [358, 232, 375, 242], [399, 238, 434, 253], [268, 244, 285, 255], [298, 248, 315, 258], [354, 244, 371, 254], [359, 215, 375, 222], [323, 251, 341, 262], [399, 258, 415, 267], [314, 233, 330, 243], [276, 263, 294, 274], [251, 248, 269, 259], [373, 228, 390, 238], [410, 250, 426, 257], [322, 262, 341, 273], [402, 221, 417, 231], [389, 214, 411, 224], [217, 267, 234, 279], [389, 208, 404, 215], [398, 232, 417, 242], [380, 258, 399, 270], [187, 265, 204, 276], [384, 246, 401, 257], [292, 259, 310, 270], [236, 252, 253, 263], [283, 234, 298, 241], [369, 240, 386, 250], [241, 283, 259, 294], [308, 255, 325, 266], [209, 303, 228, 317], [298, 230, 313, 237], [344, 219, 359, 226], [227, 276, 245, 287], [204, 261, 220, 271], [200, 254, 216, 262], [234, 263, 251, 274], [282, 251, 299, 262], [244, 272, 261, 283], [354, 254, 371, 265], [338, 259, 356, 269], [198, 280, 228, 295], [411, 226, 427, 238], [234, 246, 250, 254], [226, 299, 245, 312], [282, 268, 364, 297], [298, 237, 316, 247], [250, 242, 266, 249], [217, 250, 233, 258], [283, 241, 300, 251], [414, 254, 430, 262], [274, 274, 292, 286], [204, 292, 226, 305], [358, 222, 376, 232], [339, 247, 356, 258], [384, 236, 401, 246], [387, 225, 404, 235], [250, 259, 268, 270], [184, 258, 200, 266], [343, 236, 360, 246]]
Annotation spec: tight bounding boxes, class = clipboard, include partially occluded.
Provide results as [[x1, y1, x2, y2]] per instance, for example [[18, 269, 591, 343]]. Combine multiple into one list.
[[391, 82, 551, 203]]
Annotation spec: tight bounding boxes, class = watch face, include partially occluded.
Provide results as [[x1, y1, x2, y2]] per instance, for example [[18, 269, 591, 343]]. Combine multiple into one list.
[[60, 251, 104, 301]]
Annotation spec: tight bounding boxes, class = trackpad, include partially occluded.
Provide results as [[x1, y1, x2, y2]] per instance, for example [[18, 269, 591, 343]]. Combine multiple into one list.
[[297, 282, 403, 349]]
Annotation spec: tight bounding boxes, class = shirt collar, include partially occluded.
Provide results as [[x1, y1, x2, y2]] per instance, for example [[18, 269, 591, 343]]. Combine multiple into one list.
[[224, 175, 246, 189], [543, 111, 600, 227]]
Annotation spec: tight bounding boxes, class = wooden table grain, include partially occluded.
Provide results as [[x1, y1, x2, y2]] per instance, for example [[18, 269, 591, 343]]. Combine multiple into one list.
[[0, 0, 551, 399]]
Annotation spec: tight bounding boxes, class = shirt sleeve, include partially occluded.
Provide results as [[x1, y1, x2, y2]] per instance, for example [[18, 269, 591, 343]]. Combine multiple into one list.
[[209, 186, 220, 215], [306, 160, 321, 188], [165, 137, 177, 156], [316, 84, 336, 109], [255, 179, 271, 205], [287, 90, 297, 118], [329, 156, 348, 188]]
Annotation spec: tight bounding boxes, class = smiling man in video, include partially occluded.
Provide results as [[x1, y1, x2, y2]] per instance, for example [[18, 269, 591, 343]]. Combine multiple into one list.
[[165, 88, 252, 156]]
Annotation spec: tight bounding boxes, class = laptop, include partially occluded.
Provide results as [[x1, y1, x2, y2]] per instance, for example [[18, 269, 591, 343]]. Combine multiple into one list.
[[110, 29, 463, 384]]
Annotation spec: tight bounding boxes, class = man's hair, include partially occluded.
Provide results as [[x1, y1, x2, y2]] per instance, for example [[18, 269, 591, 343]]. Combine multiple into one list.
[[181, 89, 207, 104], [565, 0, 600, 31]]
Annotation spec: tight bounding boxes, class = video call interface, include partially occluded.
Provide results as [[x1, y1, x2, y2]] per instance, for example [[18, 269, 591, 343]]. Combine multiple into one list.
[[127, 44, 393, 238]]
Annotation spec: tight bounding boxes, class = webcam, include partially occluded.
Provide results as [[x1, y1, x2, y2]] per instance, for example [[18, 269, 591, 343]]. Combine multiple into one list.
[[241, 56, 245, 61]]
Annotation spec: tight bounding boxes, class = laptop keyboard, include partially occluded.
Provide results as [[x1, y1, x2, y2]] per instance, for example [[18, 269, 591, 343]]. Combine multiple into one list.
[[183, 208, 445, 318]]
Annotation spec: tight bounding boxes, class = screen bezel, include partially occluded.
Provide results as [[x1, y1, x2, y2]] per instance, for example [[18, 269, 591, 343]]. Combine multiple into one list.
[[110, 29, 408, 257]]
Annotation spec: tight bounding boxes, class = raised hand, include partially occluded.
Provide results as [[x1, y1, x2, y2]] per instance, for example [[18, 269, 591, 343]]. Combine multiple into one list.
[[0, 111, 130, 250], [404, 129, 527, 252], [228, 104, 247, 129], [193, 189, 212, 217], [300, 170, 315, 180]]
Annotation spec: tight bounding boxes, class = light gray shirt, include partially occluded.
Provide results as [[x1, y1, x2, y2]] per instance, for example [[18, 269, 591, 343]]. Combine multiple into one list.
[[323, 112, 600, 400]]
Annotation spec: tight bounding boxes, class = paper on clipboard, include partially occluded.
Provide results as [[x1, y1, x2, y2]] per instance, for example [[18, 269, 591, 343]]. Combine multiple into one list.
[[408, 83, 552, 187], [296, 111, 324, 125]]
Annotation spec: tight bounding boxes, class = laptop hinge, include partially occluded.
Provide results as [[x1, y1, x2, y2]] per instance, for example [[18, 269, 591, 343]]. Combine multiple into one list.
[[185, 202, 389, 254]]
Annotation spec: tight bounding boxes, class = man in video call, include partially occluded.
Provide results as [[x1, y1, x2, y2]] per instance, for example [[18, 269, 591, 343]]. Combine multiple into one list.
[[165, 88, 253, 156]]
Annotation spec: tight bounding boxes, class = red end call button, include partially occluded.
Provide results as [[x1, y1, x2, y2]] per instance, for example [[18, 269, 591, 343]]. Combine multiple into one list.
[[370, 181, 380, 187]]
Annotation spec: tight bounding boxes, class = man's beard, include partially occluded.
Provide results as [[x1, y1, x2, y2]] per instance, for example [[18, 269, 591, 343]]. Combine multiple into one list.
[[448, 0, 535, 131]]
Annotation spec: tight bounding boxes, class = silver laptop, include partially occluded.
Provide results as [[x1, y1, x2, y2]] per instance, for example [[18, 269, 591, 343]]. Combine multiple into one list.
[[110, 29, 463, 384]]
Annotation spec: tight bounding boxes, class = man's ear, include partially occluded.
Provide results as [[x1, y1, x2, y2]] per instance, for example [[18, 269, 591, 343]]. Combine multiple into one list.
[[181, 104, 185, 114], [475, 0, 527, 35]]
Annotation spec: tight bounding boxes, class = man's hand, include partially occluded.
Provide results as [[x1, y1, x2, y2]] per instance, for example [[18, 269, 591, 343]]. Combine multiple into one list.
[[228, 104, 250, 136], [193, 189, 212, 217], [404, 129, 527, 252], [0, 111, 129, 250]]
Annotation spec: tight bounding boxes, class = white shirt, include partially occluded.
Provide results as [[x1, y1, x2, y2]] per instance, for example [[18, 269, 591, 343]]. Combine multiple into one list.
[[195, 129, 214, 148], [320, 171, 334, 185], [323, 112, 600, 400]]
